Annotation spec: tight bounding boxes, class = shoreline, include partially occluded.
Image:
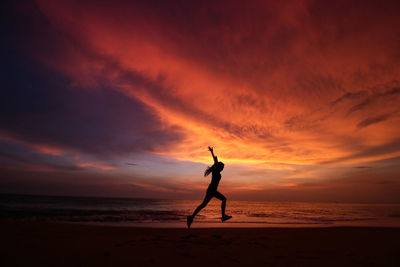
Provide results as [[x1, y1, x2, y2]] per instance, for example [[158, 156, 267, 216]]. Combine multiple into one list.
[[71, 220, 400, 228], [2, 220, 400, 266]]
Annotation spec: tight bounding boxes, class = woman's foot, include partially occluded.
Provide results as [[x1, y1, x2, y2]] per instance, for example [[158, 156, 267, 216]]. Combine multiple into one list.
[[221, 215, 232, 222], [187, 216, 193, 228]]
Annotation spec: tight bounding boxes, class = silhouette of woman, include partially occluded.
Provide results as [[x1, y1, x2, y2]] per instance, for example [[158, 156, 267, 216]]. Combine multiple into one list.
[[187, 146, 232, 228]]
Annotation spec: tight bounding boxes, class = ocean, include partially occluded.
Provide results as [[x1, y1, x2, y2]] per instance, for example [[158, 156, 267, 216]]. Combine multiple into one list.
[[1, 194, 400, 227]]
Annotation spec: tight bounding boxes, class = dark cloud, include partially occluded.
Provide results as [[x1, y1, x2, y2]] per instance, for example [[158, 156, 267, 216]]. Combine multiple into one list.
[[0, 1, 184, 158], [321, 139, 400, 164], [357, 114, 391, 128], [347, 99, 373, 115], [0, 61, 183, 156], [0, 142, 82, 172], [382, 87, 400, 96], [346, 87, 400, 116], [330, 91, 367, 106]]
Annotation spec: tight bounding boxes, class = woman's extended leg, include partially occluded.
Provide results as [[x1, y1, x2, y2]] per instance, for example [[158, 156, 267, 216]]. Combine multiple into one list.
[[187, 192, 213, 228], [214, 191, 227, 217], [191, 192, 213, 218]]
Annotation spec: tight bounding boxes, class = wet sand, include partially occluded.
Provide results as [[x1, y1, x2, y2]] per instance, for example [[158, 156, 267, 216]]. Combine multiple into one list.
[[1, 220, 400, 266]]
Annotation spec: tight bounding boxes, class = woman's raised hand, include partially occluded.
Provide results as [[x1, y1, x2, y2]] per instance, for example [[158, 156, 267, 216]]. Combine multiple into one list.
[[208, 146, 214, 152]]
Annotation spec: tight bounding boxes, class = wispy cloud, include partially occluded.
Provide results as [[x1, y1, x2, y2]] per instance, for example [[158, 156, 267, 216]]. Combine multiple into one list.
[[357, 114, 391, 128]]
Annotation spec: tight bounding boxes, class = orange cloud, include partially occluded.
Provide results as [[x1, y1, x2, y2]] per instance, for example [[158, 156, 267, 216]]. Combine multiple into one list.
[[77, 162, 116, 171]]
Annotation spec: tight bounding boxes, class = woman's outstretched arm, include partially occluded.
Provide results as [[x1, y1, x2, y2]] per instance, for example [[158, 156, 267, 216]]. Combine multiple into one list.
[[208, 146, 218, 164]]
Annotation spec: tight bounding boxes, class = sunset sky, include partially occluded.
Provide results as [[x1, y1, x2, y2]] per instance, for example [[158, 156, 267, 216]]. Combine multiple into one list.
[[1, 0, 400, 202]]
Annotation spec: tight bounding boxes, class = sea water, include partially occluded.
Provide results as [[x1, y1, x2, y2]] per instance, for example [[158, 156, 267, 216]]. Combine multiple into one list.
[[1, 194, 400, 227]]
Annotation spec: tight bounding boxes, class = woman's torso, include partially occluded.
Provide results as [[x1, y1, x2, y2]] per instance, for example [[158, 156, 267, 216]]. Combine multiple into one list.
[[208, 171, 221, 191]]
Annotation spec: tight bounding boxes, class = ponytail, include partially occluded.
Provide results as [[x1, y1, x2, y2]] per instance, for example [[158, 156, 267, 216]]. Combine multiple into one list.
[[204, 165, 213, 177]]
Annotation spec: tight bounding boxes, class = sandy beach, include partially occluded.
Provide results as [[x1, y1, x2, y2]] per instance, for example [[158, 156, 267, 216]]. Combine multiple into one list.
[[1, 221, 400, 266]]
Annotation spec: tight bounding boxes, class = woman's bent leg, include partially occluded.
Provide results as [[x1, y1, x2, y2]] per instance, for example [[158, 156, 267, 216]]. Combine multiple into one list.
[[214, 191, 227, 217]]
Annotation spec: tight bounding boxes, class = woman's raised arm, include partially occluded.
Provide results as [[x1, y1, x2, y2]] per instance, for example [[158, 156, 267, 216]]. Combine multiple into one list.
[[208, 146, 218, 164]]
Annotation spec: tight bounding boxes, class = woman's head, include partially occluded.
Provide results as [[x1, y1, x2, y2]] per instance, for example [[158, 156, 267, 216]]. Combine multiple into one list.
[[204, 162, 224, 176], [216, 162, 224, 171]]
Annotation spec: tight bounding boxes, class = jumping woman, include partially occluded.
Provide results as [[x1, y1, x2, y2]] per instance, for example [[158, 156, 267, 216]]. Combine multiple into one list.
[[187, 146, 232, 228]]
